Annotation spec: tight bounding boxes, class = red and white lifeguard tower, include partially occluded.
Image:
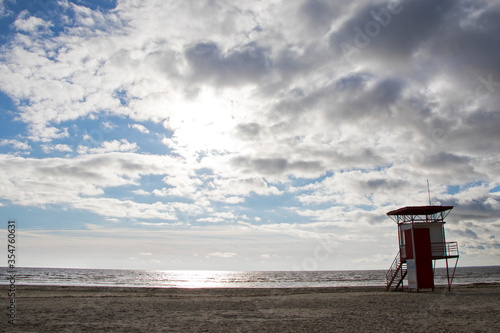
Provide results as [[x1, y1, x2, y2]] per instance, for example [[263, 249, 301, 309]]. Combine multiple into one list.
[[385, 206, 459, 291]]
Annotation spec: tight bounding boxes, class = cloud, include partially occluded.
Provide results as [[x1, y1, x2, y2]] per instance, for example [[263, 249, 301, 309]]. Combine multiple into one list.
[[133, 189, 150, 196], [234, 122, 262, 141], [28, 125, 69, 142], [211, 177, 282, 198], [329, 0, 456, 63], [101, 121, 117, 130], [14, 10, 53, 33], [207, 252, 237, 258], [73, 197, 179, 221], [0, 152, 180, 207], [0, 139, 30, 151], [129, 123, 150, 134], [84, 223, 104, 230], [299, 0, 337, 34], [41, 144, 72, 153], [454, 228, 479, 239], [197, 211, 238, 223], [230, 157, 324, 178], [77, 139, 138, 154], [0, 0, 14, 18], [185, 41, 273, 87]]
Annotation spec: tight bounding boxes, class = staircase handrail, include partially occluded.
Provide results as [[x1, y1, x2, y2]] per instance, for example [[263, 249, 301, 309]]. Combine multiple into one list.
[[385, 250, 401, 283]]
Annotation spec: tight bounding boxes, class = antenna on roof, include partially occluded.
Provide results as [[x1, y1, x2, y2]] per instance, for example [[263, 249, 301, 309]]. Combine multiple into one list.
[[427, 180, 432, 206]]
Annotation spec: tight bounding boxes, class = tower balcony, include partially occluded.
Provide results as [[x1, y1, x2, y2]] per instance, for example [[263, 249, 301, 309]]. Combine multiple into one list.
[[400, 241, 459, 262]]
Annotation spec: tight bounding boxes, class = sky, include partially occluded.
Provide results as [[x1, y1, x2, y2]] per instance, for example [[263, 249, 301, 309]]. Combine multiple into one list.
[[0, 0, 499, 271]]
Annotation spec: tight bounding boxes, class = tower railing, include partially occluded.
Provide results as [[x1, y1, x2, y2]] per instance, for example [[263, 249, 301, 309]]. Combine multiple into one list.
[[397, 242, 459, 261], [430, 241, 459, 259]]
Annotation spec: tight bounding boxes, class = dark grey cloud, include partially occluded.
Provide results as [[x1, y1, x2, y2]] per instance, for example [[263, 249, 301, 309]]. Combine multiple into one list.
[[234, 122, 262, 141], [323, 75, 405, 124], [446, 195, 500, 222], [260, 0, 499, 168], [299, 0, 337, 34], [362, 178, 408, 191], [441, 110, 500, 156], [185, 41, 272, 86], [146, 46, 182, 79], [326, 0, 500, 98], [420, 152, 473, 173], [433, 2, 500, 78], [329, 0, 456, 62], [463, 110, 500, 141], [231, 156, 323, 176], [270, 88, 309, 119], [274, 48, 312, 79], [31, 154, 160, 184], [336, 72, 372, 91], [266, 72, 408, 149], [38, 164, 106, 182], [326, 149, 383, 169], [462, 228, 479, 239], [370, 77, 405, 105]]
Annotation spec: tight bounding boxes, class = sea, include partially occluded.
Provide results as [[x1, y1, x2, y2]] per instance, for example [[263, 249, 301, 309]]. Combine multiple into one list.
[[1, 266, 499, 288]]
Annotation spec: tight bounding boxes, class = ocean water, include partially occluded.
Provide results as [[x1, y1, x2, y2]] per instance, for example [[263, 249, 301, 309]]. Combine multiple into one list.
[[0, 266, 499, 288]]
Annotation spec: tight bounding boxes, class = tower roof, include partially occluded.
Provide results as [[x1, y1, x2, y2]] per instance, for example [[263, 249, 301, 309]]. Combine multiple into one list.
[[387, 205, 453, 216]]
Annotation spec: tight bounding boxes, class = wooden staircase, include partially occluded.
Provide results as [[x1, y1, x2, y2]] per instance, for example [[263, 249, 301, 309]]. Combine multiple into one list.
[[386, 251, 407, 291]]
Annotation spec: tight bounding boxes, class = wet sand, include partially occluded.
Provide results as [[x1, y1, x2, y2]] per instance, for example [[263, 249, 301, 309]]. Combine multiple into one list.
[[2, 283, 499, 332]]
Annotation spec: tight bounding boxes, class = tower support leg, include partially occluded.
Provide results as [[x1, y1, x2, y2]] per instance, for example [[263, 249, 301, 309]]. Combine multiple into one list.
[[446, 258, 450, 291]]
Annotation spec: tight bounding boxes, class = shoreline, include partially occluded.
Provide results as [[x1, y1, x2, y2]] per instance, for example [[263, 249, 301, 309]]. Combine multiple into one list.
[[2, 283, 499, 332], [5, 282, 500, 300], [6, 280, 500, 291]]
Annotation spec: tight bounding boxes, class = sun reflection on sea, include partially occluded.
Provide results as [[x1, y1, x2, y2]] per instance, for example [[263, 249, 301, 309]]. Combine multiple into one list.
[[154, 270, 239, 288]]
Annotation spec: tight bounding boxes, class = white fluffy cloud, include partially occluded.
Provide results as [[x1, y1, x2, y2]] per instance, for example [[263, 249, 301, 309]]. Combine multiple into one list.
[[0, 139, 30, 151], [77, 139, 138, 154], [129, 123, 150, 134]]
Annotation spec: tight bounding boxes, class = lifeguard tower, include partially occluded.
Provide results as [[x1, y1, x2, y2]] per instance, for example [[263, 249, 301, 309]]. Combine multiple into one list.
[[385, 206, 459, 291]]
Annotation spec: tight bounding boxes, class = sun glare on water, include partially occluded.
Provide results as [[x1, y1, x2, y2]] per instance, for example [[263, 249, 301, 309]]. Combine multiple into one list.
[[155, 270, 238, 288]]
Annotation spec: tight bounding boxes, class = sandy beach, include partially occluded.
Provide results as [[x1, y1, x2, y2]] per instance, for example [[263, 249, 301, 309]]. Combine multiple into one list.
[[2, 284, 499, 332]]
